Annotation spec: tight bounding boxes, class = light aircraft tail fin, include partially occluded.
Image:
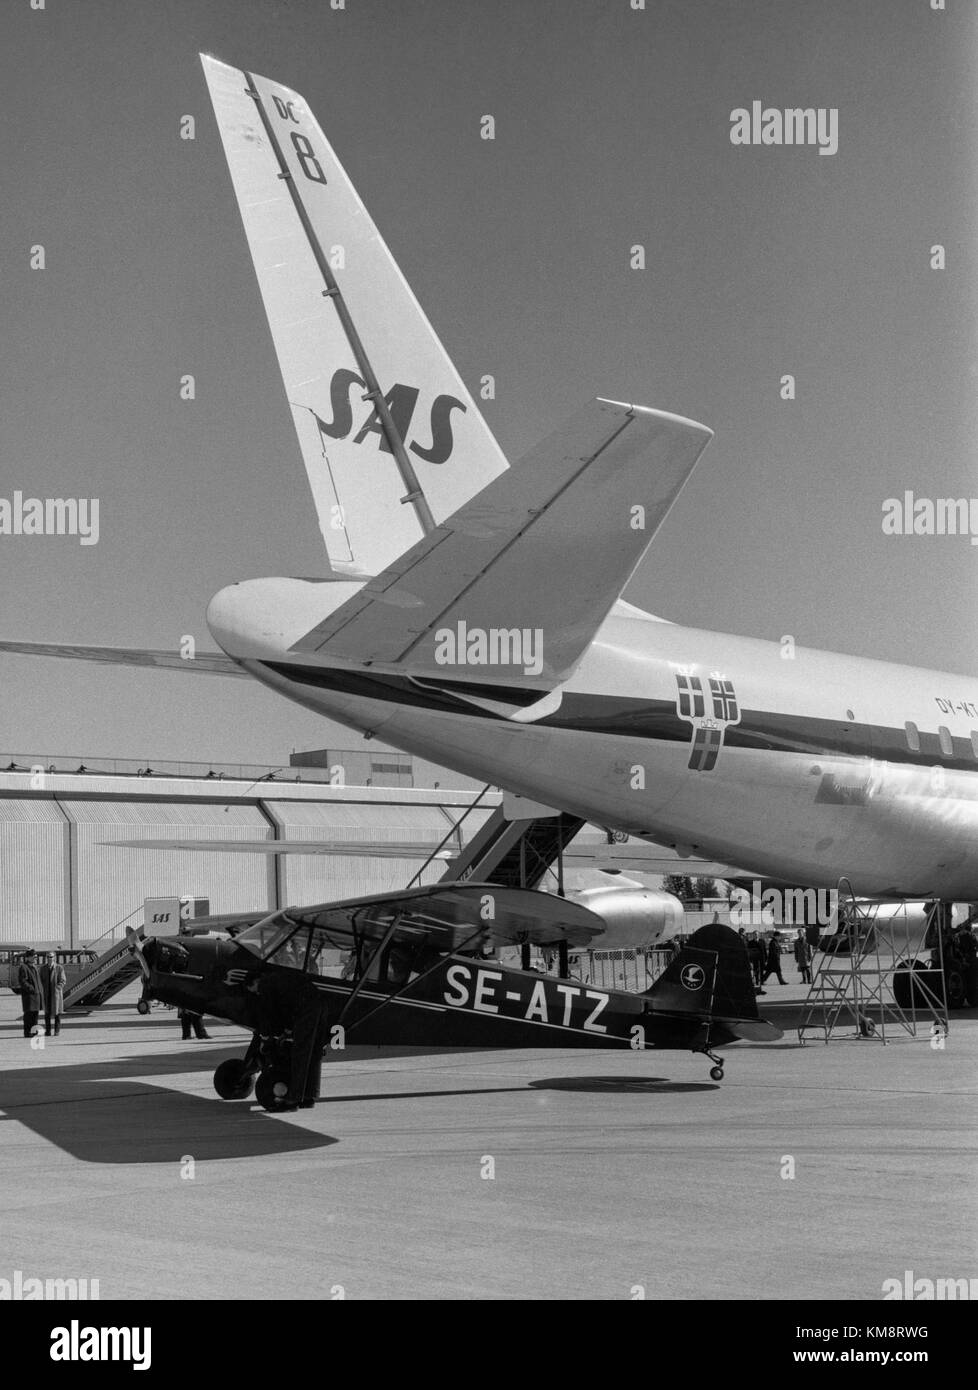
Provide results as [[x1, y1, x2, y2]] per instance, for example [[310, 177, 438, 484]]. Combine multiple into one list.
[[200, 54, 508, 580], [646, 922, 764, 1027]]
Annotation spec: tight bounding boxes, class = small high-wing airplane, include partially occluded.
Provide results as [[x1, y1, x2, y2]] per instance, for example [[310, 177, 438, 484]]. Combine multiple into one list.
[[3, 54, 977, 906], [130, 884, 781, 1110]]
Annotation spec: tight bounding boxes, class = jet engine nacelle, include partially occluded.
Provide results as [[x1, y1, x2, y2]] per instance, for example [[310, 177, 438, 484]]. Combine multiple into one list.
[[571, 886, 685, 948]]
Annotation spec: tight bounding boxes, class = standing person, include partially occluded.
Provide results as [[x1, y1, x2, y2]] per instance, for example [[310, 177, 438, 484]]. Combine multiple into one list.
[[178, 1008, 211, 1040], [747, 933, 766, 992], [762, 933, 787, 986], [17, 949, 43, 1038], [252, 969, 329, 1109], [954, 923, 978, 1006], [40, 952, 67, 1036], [794, 930, 812, 984]]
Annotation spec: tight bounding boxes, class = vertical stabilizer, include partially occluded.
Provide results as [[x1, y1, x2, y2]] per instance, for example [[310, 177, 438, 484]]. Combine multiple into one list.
[[201, 55, 508, 577], [647, 923, 760, 1021]]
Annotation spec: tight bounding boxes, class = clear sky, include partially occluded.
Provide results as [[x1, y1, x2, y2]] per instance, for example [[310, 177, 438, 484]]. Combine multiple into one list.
[[2, 0, 976, 764]]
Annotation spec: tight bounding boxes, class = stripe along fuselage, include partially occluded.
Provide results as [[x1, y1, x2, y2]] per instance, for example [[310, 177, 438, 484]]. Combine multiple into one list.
[[142, 935, 742, 1054], [207, 580, 978, 902]]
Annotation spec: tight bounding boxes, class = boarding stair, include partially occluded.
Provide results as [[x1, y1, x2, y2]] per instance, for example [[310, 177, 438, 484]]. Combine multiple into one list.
[[401, 783, 585, 892], [64, 914, 145, 1011], [440, 806, 585, 889]]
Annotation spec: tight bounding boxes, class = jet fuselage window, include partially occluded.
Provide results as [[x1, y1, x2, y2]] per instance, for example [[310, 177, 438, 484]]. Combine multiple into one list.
[[971, 731, 978, 760], [938, 725, 953, 758], [904, 721, 920, 753]]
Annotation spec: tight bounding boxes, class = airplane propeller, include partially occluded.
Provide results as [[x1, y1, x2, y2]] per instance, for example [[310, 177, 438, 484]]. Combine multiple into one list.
[[125, 926, 151, 982]]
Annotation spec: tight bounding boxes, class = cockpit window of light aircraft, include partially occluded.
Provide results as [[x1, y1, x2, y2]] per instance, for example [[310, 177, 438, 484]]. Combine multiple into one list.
[[285, 928, 332, 975], [235, 916, 301, 962], [236, 919, 339, 975]]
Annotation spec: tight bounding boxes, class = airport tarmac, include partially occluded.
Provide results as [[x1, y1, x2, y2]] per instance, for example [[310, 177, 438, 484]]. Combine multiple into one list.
[[0, 983, 975, 1301]]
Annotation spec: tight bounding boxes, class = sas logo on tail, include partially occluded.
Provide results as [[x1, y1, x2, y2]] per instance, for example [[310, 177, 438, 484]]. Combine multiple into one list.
[[310, 368, 467, 466]]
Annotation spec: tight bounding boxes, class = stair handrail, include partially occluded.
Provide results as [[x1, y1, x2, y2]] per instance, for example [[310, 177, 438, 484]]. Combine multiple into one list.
[[84, 905, 143, 952], [406, 784, 495, 889]]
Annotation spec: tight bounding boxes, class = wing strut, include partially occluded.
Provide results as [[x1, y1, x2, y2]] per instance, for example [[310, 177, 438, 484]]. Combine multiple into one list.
[[342, 924, 489, 1038], [335, 911, 406, 1026]]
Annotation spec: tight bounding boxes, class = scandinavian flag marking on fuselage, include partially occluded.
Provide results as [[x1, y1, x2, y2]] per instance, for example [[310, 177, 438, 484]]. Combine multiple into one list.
[[709, 676, 738, 722], [676, 674, 705, 718], [689, 725, 723, 771], [675, 672, 741, 772]]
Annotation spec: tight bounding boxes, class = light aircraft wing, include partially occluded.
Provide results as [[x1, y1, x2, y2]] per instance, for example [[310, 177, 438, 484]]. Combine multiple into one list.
[[109, 839, 449, 859], [226, 883, 605, 952], [0, 642, 245, 677], [289, 398, 712, 687]]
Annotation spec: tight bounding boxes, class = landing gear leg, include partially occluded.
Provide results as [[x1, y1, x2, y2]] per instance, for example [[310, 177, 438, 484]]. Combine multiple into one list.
[[702, 1048, 725, 1082]]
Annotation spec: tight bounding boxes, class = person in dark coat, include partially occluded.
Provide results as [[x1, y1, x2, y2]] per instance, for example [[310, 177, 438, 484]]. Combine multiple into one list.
[[793, 930, 812, 984], [17, 949, 43, 1038], [253, 968, 329, 1109], [747, 933, 766, 992], [954, 925, 978, 1006], [178, 1008, 211, 1040], [40, 952, 67, 1036], [761, 934, 787, 985]]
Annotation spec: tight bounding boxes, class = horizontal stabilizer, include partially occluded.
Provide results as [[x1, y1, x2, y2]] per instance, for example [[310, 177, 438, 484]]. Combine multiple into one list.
[[0, 642, 246, 676], [728, 1018, 782, 1042], [289, 398, 712, 685]]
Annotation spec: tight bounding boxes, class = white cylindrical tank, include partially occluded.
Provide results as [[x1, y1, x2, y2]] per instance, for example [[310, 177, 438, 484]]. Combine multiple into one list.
[[570, 885, 685, 948]]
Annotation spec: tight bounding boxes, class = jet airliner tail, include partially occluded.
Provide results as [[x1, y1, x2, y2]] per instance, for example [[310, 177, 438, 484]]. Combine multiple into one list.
[[200, 54, 508, 580]]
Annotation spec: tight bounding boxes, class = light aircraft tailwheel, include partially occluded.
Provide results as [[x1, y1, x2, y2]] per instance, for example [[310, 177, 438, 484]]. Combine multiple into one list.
[[255, 1065, 294, 1112], [213, 1057, 257, 1101], [709, 1065, 724, 1082], [136, 999, 151, 1016]]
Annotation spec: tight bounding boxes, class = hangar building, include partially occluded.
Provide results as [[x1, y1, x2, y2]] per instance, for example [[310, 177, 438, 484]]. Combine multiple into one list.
[[0, 747, 500, 949]]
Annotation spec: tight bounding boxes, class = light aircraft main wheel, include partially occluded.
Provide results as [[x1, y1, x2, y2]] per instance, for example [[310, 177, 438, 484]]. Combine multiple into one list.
[[214, 1058, 256, 1101], [136, 999, 151, 1016], [255, 1066, 293, 1111], [709, 1066, 724, 1081]]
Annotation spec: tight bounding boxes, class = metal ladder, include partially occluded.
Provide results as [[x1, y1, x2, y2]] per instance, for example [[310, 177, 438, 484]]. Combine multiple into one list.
[[798, 880, 949, 1044]]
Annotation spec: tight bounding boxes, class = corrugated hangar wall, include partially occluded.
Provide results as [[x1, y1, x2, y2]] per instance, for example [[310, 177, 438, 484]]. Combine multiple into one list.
[[0, 782, 501, 946], [0, 799, 69, 944], [265, 801, 458, 903], [62, 802, 275, 943]]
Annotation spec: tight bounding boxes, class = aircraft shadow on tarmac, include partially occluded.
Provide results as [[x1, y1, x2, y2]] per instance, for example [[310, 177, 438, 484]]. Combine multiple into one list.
[[0, 1047, 338, 1164], [529, 1077, 717, 1094]]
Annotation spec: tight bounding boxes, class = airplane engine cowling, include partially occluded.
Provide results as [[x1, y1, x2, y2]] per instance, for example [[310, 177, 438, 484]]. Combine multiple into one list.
[[570, 887, 685, 949]]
